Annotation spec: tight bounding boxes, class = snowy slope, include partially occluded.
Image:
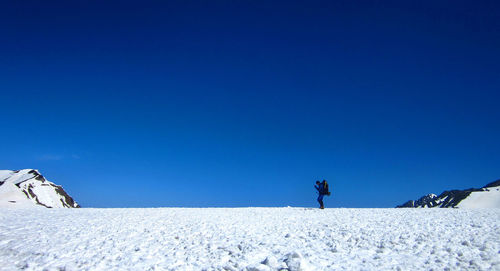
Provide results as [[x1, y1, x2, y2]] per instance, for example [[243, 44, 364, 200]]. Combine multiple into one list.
[[458, 186, 500, 208], [0, 169, 79, 208], [397, 180, 500, 208], [0, 208, 499, 271]]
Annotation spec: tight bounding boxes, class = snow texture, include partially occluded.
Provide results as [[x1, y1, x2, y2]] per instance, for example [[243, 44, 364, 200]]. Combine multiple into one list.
[[1, 208, 499, 270], [0, 169, 79, 208]]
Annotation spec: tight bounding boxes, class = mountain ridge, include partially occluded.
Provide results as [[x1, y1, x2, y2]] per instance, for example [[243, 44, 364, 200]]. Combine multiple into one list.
[[0, 169, 79, 208], [397, 180, 500, 208]]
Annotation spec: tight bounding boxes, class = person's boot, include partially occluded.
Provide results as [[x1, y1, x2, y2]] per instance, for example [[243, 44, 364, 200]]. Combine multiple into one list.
[[320, 202, 324, 209]]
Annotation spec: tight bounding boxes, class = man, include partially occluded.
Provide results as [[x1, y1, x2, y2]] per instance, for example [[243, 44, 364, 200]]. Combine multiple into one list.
[[315, 180, 328, 209]]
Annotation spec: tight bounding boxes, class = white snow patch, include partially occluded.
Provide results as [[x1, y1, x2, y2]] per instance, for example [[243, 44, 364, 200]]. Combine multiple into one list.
[[0, 182, 39, 208], [0, 208, 499, 270], [458, 187, 500, 209]]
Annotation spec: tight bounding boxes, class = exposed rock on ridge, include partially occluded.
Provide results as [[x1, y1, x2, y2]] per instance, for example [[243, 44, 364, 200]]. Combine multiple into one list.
[[0, 169, 79, 208], [397, 180, 500, 208]]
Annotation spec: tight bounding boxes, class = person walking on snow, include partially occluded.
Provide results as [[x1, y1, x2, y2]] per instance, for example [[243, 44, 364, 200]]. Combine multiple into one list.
[[315, 180, 330, 209]]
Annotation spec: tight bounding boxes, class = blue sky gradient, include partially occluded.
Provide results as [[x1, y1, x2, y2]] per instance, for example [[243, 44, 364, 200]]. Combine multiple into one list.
[[1, 0, 499, 207]]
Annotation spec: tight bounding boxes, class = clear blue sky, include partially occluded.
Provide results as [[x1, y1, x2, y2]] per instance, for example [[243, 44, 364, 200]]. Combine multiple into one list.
[[1, 0, 499, 207]]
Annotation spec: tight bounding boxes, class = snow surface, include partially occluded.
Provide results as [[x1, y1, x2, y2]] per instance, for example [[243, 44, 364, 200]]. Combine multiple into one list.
[[0, 182, 41, 208], [459, 187, 500, 209], [0, 169, 36, 185], [1, 208, 499, 271]]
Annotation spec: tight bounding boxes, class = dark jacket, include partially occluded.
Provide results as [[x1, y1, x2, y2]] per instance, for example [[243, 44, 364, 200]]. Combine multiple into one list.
[[315, 182, 326, 195]]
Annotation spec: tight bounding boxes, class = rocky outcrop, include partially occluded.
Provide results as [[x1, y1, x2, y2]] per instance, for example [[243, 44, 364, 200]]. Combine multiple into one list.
[[0, 169, 79, 208], [397, 180, 500, 208], [397, 194, 438, 208]]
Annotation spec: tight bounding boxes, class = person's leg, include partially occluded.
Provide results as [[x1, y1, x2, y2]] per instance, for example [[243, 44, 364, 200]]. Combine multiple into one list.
[[317, 194, 324, 209]]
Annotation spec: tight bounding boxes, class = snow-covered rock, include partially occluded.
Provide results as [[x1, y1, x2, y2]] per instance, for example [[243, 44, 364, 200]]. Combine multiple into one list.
[[397, 193, 438, 208], [397, 180, 500, 208], [0, 169, 79, 208]]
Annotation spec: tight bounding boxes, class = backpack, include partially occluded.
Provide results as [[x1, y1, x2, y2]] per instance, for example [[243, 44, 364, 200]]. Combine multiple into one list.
[[322, 180, 331, 196]]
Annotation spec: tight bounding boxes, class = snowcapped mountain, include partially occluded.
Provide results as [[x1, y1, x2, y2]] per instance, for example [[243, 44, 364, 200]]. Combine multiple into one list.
[[0, 169, 79, 208], [397, 180, 500, 208]]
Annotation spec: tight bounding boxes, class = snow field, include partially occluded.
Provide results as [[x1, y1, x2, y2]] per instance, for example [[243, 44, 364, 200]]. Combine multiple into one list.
[[0, 208, 499, 270]]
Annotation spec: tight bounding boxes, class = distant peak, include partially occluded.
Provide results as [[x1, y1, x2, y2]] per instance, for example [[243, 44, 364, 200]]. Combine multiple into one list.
[[397, 180, 500, 208], [0, 169, 79, 208]]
